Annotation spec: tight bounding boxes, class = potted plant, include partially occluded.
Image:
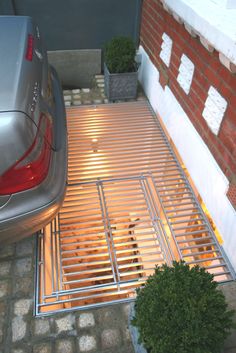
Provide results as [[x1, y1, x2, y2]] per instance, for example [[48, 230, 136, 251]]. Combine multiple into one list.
[[104, 36, 138, 101], [132, 261, 235, 353]]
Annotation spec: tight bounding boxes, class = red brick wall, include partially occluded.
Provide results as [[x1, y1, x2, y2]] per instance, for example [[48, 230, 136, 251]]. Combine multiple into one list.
[[140, 0, 236, 207]]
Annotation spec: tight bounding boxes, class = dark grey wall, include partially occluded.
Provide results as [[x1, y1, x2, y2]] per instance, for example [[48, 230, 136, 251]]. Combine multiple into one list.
[[4, 0, 142, 51], [0, 0, 15, 14]]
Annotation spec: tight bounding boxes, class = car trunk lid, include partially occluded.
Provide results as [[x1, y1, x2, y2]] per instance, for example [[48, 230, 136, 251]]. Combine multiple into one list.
[[0, 16, 46, 114]]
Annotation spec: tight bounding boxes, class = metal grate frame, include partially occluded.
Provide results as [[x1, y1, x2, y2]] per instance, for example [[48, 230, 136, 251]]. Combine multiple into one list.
[[35, 101, 235, 315]]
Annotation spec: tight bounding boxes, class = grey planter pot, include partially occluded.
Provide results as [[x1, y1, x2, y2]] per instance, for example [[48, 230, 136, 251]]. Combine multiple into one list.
[[104, 63, 138, 101]]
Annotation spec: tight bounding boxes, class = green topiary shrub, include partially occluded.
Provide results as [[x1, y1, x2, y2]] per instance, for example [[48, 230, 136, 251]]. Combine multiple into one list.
[[104, 36, 136, 73], [132, 261, 235, 353]]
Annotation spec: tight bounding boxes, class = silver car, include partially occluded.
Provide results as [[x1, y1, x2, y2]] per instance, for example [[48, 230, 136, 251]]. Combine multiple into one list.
[[0, 16, 67, 243]]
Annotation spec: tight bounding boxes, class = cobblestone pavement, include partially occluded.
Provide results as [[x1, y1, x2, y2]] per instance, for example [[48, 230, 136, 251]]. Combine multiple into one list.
[[62, 75, 146, 106], [0, 237, 135, 353], [0, 78, 236, 353], [1, 236, 236, 353]]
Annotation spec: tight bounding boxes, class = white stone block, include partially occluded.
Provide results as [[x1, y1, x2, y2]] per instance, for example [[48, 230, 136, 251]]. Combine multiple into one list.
[[184, 23, 197, 37], [79, 336, 96, 352], [162, 33, 172, 45], [96, 78, 104, 83], [64, 95, 72, 101], [202, 86, 227, 135], [177, 54, 194, 94], [14, 299, 32, 316], [78, 313, 95, 328], [72, 89, 81, 94], [55, 314, 75, 333], [101, 329, 120, 349], [73, 94, 81, 99], [34, 318, 50, 336], [95, 74, 104, 79], [200, 36, 214, 52], [0, 280, 8, 298], [0, 261, 11, 276], [208, 86, 227, 112], [219, 53, 236, 73], [93, 99, 102, 104], [73, 100, 82, 106], [15, 257, 32, 275], [160, 33, 173, 67], [56, 339, 73, 353], [181, 54, 194, 70], [12, 317, 26, 342], [163, 3, 171, 13], [173, 12, 183, 24]]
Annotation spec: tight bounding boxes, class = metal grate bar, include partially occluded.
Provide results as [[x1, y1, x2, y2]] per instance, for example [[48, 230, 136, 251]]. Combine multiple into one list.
[[35, 101, 234, 316]]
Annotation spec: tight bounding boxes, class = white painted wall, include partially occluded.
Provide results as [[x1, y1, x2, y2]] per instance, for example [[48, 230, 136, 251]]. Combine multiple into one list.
[[138, 45, 236, 272], [163, 0, 236, 65]]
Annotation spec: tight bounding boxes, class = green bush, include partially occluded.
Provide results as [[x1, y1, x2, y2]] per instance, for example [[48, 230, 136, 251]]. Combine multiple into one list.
[[132, 261, 235, 353], [104, 36, 136, 73]]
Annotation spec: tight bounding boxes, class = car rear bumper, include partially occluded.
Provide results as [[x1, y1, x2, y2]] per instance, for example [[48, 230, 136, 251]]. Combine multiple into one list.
[[0, 68, 67, 244]]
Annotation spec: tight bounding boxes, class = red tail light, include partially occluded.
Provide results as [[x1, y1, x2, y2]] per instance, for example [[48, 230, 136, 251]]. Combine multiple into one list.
[[25, 34, 34, 61], [0, 117, 52, 195]]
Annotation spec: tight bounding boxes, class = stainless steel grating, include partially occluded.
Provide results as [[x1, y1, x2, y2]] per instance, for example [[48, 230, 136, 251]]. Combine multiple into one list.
[[35, 101, 235, 315]]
